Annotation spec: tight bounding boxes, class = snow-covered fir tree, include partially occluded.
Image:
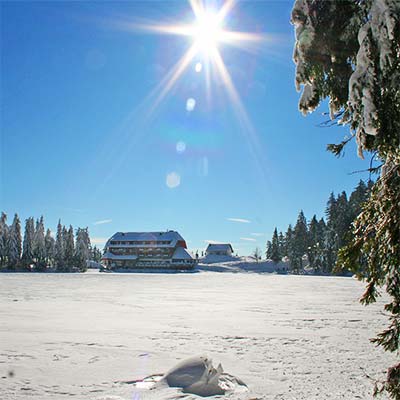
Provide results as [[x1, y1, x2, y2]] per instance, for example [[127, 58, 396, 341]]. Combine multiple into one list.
[[91, 245, 102, 262], [55, 220, 64, 271], [45, 229, 55, 266], [265, 240, 272, 259], [278, 231, 285, 257], [267, 184, 368, 274], [291, 1, 400, 395], [270, 228, 281, 263], [75, 227, 90, 272], [335, 192, 352, 249], [292, 210, 308, 273], [7, 214, 22, 268], [284, 224, 294, 262], [64, 225, 75, 271], [324, 193, 338, 273], [315, 218, 327, 272], [0, 212, 8, 267], [307, 215, 319, 271], [34, 216, 46, 270], [22, 217, 35, 268]]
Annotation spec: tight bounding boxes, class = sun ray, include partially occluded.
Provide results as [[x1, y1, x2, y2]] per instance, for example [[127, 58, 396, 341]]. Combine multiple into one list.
[[217, 0, 236, 22], [104, 1, 270, 131], [91, 0, 272, 195], [146, 44, 198, 117], [210, 47, 249, 132], [136, 23, 194, 37], [100, 0, 271, 153], [189, 0, 205, 19], [210, 47, 269, 182], [204, 58, 212, 109], [220, 30, 267, 44]]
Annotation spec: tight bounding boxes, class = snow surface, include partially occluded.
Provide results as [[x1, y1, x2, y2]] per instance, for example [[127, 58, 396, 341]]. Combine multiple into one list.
[[199, 256, 290, 273], [0, 271, 396, 399]]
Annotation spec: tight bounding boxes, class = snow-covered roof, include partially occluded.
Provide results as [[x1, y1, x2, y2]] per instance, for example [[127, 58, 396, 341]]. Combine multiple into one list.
[[101, 252, 138, 260], [206, 243, 234, 252], [172, 247, 193, 260], [106, 231, 184, 244]]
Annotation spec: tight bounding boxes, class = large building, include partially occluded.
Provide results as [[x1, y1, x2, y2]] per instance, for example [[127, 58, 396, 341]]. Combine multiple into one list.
[[101, 231, 196, 270], [205, 243, 234, 257]]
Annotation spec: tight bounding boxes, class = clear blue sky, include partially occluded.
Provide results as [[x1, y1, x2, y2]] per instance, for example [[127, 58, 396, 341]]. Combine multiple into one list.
[[1, 1, 370, 255]]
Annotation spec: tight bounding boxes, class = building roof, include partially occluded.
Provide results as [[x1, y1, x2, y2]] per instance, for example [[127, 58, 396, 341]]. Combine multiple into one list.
[[105, 231, 185, 248], [206, 243, 234, 253], [172, 246, 193, 260]]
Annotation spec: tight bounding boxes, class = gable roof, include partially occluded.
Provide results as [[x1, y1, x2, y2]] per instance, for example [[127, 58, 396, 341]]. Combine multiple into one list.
[[105, 231, 185, 248], [172, 246, 193, 260], [206, 243, 234, 252]]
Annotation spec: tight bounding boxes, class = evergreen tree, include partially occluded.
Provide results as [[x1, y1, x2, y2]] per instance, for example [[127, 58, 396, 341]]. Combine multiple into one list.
[[55, 220, 64, 271], [8, 214, 22, 268], [265, 240, 272, 259], [75, 227, 90, 272], [292, 211, 308, 273], [45, 229, 55, 266], [292, 1, 400, 395], [64, 225, 75, 271], [91, 245, 102, 262], [0, 212, 8, 267], [349, 180, 368, 221], [285, 224, 294, 262], [34, 216, 46, 270], [270, 228, 281, 263], [335, 191, 352, 249], [325, 193, 338, 273], [278, 231, 286, 257], [22, 217, 35, 268], [307, 215, 319, 271], [315, 218, 327, 273]]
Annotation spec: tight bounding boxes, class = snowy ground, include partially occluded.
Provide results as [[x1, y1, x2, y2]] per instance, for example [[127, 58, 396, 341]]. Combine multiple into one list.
[[0, 271, 395, 400], [198, 255, 290, 273]]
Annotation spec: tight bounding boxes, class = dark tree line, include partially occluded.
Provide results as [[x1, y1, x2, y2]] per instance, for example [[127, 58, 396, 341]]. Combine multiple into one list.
[[265, 180, 372, 274], [0, 212, 100, 272]]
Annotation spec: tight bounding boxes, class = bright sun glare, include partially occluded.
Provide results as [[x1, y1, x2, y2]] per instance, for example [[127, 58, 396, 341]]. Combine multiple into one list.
[[115, 0, 268, 141], [103, 0, 271, 188], [192, 11, 222, 54]]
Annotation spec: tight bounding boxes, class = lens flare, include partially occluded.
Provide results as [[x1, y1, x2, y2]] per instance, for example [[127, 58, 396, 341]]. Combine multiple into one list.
[[106, 0, 267, 115], [98, 0, 272, 188]]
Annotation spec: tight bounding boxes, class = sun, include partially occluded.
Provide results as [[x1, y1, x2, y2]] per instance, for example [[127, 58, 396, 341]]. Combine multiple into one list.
[[192, 11, 223, 55], [111, 0, 267, 120]]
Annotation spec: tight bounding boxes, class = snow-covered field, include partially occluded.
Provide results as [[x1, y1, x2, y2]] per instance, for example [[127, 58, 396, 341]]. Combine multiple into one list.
[[198, 256, 290, 273], [0, 271, 395, 400]]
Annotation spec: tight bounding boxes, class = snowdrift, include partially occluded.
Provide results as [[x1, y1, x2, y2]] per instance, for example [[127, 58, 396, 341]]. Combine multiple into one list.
[[131, 355, 247, 397], [198, 256, 291, 273]]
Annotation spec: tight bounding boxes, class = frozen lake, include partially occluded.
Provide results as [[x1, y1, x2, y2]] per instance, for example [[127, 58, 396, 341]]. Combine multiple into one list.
[[0, 272, 395, 399]]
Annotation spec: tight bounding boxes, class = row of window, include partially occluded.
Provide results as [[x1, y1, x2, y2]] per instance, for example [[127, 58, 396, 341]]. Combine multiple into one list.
[[109, 248, 172, 257], [106, 259, 195, 268], [110, 240, 171, 245]]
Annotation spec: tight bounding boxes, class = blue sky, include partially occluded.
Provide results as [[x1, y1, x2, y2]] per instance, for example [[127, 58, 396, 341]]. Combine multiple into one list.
[[1, 1, 370, 255]]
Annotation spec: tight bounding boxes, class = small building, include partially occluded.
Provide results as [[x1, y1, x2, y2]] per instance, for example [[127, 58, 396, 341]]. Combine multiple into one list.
[[102, 231, 196, 270], [205, 243, 234, 257]]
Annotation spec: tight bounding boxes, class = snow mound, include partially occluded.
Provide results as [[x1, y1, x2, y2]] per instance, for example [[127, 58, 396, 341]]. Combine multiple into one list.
[[131, 355, 247, 397], [200, 254, 240, 264], [198, 257, 291, 274]]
